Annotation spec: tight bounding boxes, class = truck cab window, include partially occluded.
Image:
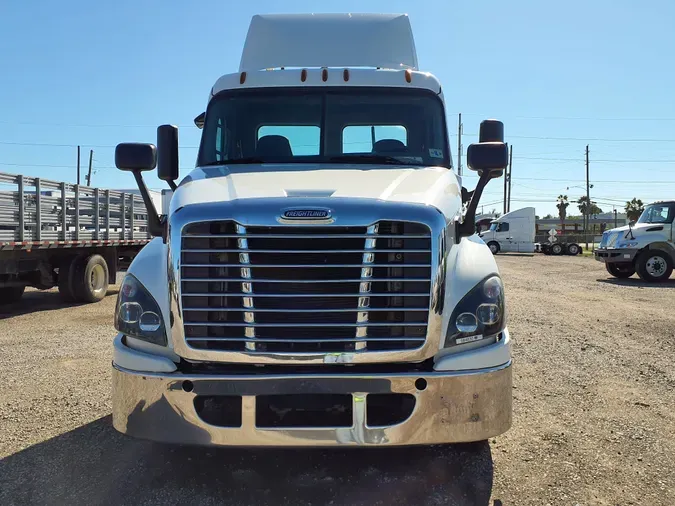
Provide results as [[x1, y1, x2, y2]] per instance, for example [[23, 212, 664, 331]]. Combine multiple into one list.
[[198, 88, 449, 168], [258, 125, 320, 156], [342, 125, 407, 153], [637, 203, 674, 224]]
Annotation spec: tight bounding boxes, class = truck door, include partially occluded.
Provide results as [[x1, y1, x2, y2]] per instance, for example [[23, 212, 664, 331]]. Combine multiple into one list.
[[497, 222, 513, 252]]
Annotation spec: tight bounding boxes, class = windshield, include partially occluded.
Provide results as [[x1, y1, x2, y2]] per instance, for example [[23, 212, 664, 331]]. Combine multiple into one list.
[[489, 223, 499, 231], [637, 203, 675, 224], [197, 87, 450, 168]]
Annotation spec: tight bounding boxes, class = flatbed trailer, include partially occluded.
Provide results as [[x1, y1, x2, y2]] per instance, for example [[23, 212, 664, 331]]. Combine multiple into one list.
[[0, 171, 152, 304]]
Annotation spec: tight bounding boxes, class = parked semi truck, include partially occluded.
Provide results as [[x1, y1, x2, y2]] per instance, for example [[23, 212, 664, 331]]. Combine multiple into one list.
[[0, 171, 154, 304], [111, 13, 513, 447], [479, 207, 537, 254], [595, 200, 674, 282]]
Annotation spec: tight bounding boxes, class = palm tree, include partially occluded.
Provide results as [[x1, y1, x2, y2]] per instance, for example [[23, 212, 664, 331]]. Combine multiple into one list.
[[625, 198, 644, 222], [556, 195, 569, 223]]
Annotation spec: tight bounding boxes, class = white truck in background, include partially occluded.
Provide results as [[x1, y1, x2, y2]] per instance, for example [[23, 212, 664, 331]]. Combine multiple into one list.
[[595, 200, 674, 282], [110, 13, 513, 447], [479, 207, 536, 254]]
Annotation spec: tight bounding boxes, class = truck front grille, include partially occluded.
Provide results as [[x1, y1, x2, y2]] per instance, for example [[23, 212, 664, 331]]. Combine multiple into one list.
[[180, 221, 432, 353]]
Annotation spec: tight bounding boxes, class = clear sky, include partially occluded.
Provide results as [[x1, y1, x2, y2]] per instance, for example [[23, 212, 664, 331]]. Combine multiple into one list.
[[1, 0, 675, 216]]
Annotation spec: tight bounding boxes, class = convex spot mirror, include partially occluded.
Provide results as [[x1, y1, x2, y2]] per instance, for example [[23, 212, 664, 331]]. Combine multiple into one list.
[[115, 143, 157, 172]]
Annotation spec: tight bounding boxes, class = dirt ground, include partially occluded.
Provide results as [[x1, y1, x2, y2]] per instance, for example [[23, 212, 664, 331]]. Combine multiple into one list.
[[0, 254, 674, 505]]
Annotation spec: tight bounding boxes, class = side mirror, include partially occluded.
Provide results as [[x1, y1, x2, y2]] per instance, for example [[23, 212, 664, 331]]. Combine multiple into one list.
[[466, 120, 508, 176], [457, 119, 508, 241], [157, 125, 179, 189], [114, 141, 163, 238], [115, 143, 157, 172]]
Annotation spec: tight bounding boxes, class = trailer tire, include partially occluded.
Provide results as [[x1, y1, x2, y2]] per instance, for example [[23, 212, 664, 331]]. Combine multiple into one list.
[[487, 241, 500, 255], [551, 243, 563, 255], [567, 243, 580, 256], [72, 254, 110, 303], [57, 256, 79, 302], [606, 263, 635, 279], [0, 286, 25, 305], [635, 250, 673, 283]]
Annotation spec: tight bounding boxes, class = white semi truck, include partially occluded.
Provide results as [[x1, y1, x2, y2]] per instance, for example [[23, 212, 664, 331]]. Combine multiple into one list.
[[479, 207, 537, 254], [111, 13, 513, 447], [595, 200, 674, 282]]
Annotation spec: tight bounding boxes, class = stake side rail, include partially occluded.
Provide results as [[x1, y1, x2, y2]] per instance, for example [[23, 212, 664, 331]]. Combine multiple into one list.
[[0, 171, 153, 247]]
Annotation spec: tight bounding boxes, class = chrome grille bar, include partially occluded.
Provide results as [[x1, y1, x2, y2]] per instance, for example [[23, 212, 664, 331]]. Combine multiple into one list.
[[182, 263, 431, 268], [184, 307, 428, 312], [182, 292, 431, 298], [237, 224, 256, 351], [183, 234, 430, 239], [355, 224, 378, 351], [182, 278, 431, 283]]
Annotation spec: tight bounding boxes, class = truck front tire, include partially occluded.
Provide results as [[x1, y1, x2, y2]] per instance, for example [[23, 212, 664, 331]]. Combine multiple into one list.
[[0, 286, 25, 305], [635, 250, 673, 283], [487, 242, 500, 254], [606, 263, 635, 279], [551, 243, 563, 255]]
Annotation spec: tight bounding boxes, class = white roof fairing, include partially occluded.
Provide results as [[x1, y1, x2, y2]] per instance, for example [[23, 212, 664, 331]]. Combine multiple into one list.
[[239, 13, 419, 72]]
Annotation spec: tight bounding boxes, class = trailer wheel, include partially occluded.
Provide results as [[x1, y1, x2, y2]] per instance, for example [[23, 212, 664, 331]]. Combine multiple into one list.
[[567, 243, 580, 255], [57, 256, 79, 302], [487, 241, 500, 255], [606, 263, 635, 279], [72, 254, 110, 303], [551, 243, 563, 255], [0, 286, 25, 305], [635, 250, 673, 283]]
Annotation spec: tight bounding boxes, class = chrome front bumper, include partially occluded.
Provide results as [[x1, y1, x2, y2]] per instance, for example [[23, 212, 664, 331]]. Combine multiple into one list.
[[112, 360, 512, 447]]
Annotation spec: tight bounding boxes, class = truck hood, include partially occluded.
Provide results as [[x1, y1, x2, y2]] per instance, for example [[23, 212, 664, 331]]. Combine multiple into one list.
[[171, 164, 462, 217], [601, 221, 672, 247]]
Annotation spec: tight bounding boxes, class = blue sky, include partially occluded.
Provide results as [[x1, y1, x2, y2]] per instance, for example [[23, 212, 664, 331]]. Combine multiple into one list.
[[1, 0, 675, 216]]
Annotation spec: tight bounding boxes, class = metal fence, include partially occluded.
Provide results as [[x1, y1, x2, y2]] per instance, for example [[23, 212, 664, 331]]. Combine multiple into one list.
[[0, 172, 151, 243]]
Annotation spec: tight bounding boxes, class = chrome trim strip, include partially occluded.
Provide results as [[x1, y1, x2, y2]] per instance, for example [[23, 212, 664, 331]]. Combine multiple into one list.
[[182, 249, 430, 254], [356, 224, 377, 351], [236, 224, 256, 352], [181, 278, 430, 283], [170, 197, 448, 364], [183, 322, 424, 328], [181, 263, 431, 268], [182, 292, 431, 298], [185, 337, 426, 343], [183, 307, 428, 312], [182, 234, 431, 239]]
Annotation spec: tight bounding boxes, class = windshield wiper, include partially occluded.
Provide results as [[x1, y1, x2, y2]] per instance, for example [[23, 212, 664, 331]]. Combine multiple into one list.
[[327, 154, 408, 165]]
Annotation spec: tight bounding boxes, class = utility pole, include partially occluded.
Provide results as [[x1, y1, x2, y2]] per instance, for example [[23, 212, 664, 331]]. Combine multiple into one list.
[[457, 113, 463, 176], [77, 146, 81, 184], [86, 149, 94, 186], [503, 143, 508, 214], [585, 145, 590, 251], [614, 208, 618, 228], [507, 144, 513, 213]]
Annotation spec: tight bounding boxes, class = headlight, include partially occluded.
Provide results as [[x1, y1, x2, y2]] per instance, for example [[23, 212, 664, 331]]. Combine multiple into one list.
[[618, 241, 638, 248], [115, 274, 167, 345], [444, 275, 506, 347]]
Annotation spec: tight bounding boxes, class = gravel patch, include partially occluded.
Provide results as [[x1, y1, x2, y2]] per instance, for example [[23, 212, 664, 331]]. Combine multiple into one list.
[[0, 255, 673, 505]]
